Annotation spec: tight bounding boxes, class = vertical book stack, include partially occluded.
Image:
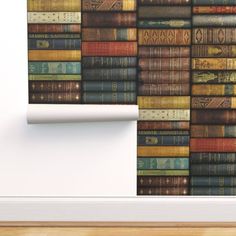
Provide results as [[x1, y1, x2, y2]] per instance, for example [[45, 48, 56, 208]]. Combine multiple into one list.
[[28, 0, 82, 104], [82, 0, 138, 104], [137, 0, 191, 195], [191, 0, 236, 195]]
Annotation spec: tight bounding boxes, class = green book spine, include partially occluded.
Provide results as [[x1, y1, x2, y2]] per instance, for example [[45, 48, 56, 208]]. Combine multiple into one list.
[[191, 177, 236, 187], [137, 170, 189, 176], [191, 153, 236, 164], [28, 62, 81, 74], [83, 81, 136, 92], [138, 131, 189, 136], [137, 158, 189, 170], [82, 92, 136, 104], [28, 33, 81, 39], [191, 187, 236, 195], [138, 20, 191, 29], [29, 75, 81, 81]]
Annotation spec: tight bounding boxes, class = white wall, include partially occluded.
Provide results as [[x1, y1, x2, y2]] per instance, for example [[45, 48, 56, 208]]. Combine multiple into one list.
[[0, 0, 137, 197]]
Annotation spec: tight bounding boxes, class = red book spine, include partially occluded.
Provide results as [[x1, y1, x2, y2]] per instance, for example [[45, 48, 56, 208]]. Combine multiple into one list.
[[191, 138, 236, 152], [193, 6, 236, 14], [138, 121, 190, 130], [82, 42, 138, 56], [28, 24, 81, 33]]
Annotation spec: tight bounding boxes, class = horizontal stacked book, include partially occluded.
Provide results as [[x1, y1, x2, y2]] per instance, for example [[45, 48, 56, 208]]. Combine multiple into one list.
[[137, 0, 191, 195], [190, 0, 236, 195], [82, 0, 137, 104], [28, 0, 81, 104]]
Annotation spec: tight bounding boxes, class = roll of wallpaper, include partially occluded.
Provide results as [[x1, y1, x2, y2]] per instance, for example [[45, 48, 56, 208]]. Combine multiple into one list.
[[27, 104, 139, 124]]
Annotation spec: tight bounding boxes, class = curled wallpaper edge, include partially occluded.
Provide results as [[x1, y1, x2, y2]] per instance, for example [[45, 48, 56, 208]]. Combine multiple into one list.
[[27, 104, 139, 124]]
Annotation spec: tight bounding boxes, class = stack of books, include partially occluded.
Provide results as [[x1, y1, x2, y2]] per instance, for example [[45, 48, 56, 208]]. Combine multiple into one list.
[[28, 0, 82, 104], [82, 0, 137, 104], [190, 0, 236, 195], [137, 0, 191, 195]]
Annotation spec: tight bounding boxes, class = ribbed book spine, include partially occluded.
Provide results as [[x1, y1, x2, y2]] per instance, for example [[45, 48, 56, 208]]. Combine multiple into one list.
[[28, 24, 81, 33], [137, 170, 189, 176], [138, 121, 190, 130], [138, 20, 191, 29], [193, 0, 236, 5], [28, 33, 81, 39], [191, 177, 236, 187], [193, 6, 236, 14], [191, 153, 236, 164], [192, 85, 236, 96], [138, 136, 189, 146], [138, 187, 189, 195], [191, 187, 236, 195], [139, 0, 191, 5], [29, 75, 81, 81]]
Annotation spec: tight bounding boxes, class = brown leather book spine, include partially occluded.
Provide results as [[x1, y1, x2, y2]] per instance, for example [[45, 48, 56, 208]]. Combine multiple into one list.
[[137, 176, 189, 188], [139, 47, 190, 58], [29, 92, 81, 104], [28, 24, 81, 33], [29, 81, 81, 93], [138, 187, 189, 195], [83, 12, 136, 27], [139, 71, 190, 84], [138, 121, 190, 130], [192, 110, 236, 124], [139, 58, 190, 71], [139, 84, 190, 96], [191, 125, 225, 138]]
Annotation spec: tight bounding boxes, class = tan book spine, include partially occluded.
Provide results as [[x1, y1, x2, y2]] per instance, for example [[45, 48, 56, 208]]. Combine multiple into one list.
[[139, 109, 190, 121], [27, 12, 81, 24], [28, 0, 81, 12], [138, 96, 190, 109], [192, 85, 236, 96], [28, 50, 81, 61], [138, 146, 190, 157]]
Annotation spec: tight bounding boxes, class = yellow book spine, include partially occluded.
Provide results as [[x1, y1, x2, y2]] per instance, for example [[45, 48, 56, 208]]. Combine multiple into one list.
[[27, 12, 81, 24], [28, 0, 81, 12], [138, 146, 190, 157], [29, 75, 81, 81], [28, 50, 81, 61], [123, 0, 136, 11], [138, 96, 190, 109], [192, 85, 236, 96]]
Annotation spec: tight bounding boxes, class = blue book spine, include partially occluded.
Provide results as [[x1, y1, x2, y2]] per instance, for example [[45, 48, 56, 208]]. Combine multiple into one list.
[[28, 39, 81, 50], [28, 62, 81, 74]]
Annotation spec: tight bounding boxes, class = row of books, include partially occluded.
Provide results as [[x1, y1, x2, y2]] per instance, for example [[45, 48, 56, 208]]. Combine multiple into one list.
[[137, 1, 191, 195], [190, 1, 236, 195], [28, 0, 82, 104]]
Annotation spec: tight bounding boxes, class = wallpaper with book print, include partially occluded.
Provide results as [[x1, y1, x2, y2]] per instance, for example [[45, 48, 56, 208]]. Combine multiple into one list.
[[27, 0, 236, 196]]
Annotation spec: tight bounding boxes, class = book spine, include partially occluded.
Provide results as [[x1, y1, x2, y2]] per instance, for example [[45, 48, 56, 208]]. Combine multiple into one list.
[[28, 33, 81, 39], [138, 131, 189, 136], [83, 68, 136, 80], [138, 146, 190, 157], [28, 50, 81, 61], [192, 85, 236, 96], [191, 153, 236, 164], [83, 13, 136, 27], [82, 28, 137, 42], [138, 20, 191, 29], [190, 187, 236, 195], [193, 6, 236, 14], [139, 0, 190, 5], [138, 84, 190, 96], [82, 0, 136, 11], [138, 121, 190, 130], [82, 92, 136, 104], [137, 170, 190, 176], [29, 92, 81, 104], [192, 110, 236, 124], [82, 57, 137, 68], [191, 177, 236, 187], [191, 138, 236, 152], [29, 81, 81, 93], [138, 136, 189, 146], [193, 15, 236, 27], [139, 7, 191, 19], [139, 29, 191, 46], [82, 42, 137, 56], [28, 24, 81, 33], [83, 81, 136, 92], [192, 45, 236, 58], [28, 62, 81, 74], [29, 75, 81, 81], [139, 47, 190, 58], [192, 28, 236, 45], [137, 176, 189, 187], [139, 58, 190, 71], [191, 125, 236, 138], [191, 97, 236, 109], [192, 71, 236, 84], [193, 0, 236, 5], [139, 71, 190, 84], [138, 187, 189, 195], [138, 96, 190, 109], [27, 12, 81, 24], [191, 164, 236, 176], [28, 0, 81, 11], [28, 39, 81, 50]]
